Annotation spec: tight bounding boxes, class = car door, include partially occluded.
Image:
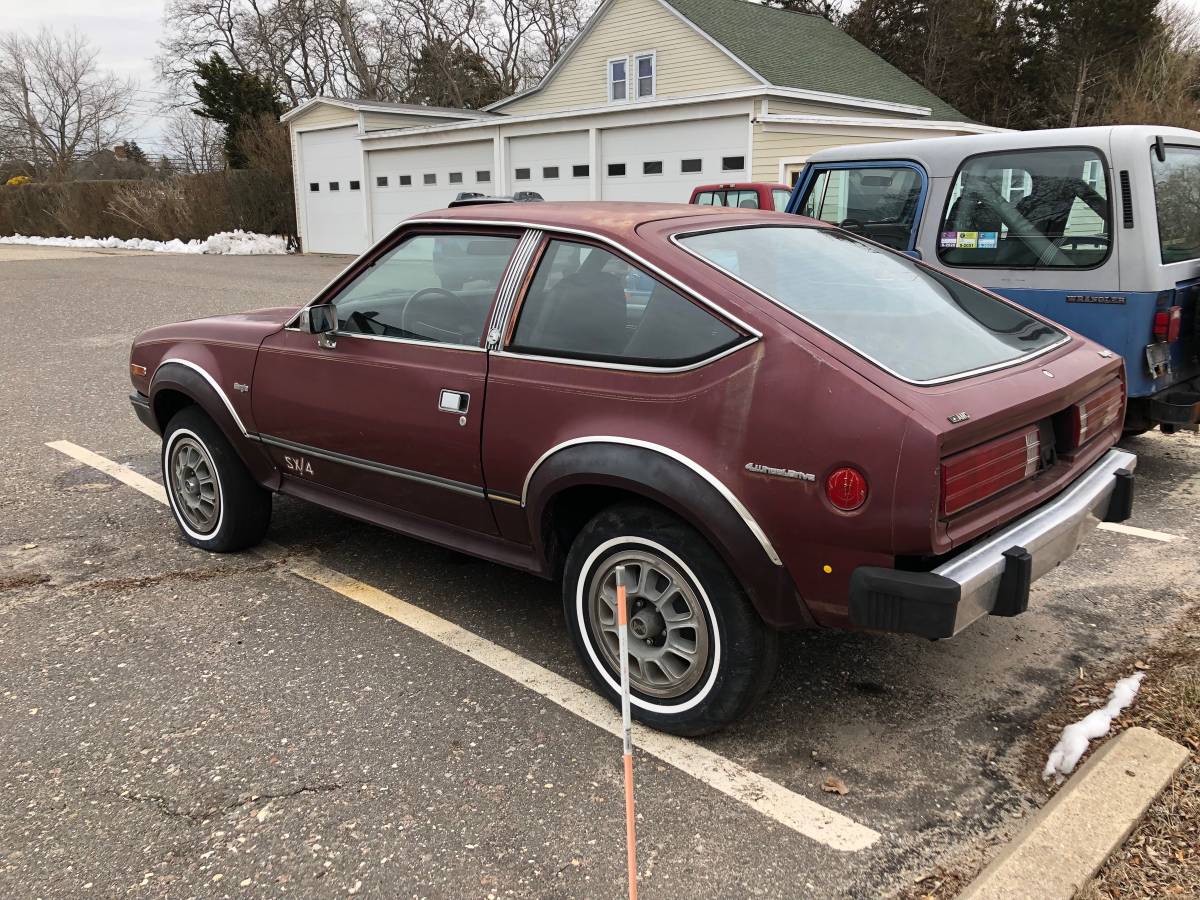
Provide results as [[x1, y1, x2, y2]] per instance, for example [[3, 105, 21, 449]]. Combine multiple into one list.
[[251, 228, 521, 535]]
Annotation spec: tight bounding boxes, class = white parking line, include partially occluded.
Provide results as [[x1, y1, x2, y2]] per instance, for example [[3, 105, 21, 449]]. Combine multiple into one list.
[[1097, 522, 1179, 543], [47, 439, 880, 853]]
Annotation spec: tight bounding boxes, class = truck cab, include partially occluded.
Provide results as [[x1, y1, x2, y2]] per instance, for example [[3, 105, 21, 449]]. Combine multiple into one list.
[[789, 126, 1200, 434], [690, 182, 792, 211]]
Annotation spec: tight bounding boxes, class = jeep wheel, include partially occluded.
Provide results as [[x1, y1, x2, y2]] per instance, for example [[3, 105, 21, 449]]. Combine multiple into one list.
[[563, 503, 778, 736], [162, 406, 271, 552]]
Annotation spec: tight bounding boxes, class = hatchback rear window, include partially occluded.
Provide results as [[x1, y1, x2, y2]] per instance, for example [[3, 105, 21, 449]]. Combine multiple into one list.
[[677, 225, 1067, 383]]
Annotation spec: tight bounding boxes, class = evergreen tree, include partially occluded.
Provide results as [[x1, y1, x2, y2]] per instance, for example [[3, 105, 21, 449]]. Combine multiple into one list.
[[192, 53, 283, 168], [407, 41, 507, 110], [125, 141, 149, 165]]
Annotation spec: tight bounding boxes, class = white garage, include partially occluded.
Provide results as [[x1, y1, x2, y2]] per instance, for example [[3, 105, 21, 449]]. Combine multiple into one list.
[[297, 125, 367, 255], [508, 132, 592, 202], [599, 116, 747, 202]]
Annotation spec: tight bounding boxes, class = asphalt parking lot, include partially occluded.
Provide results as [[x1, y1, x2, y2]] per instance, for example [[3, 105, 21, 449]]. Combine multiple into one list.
[[2, 246, 1198, 899]]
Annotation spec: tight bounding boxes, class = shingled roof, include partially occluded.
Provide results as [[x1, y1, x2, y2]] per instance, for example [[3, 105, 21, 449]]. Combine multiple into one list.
[[661, 0, 970, 121]]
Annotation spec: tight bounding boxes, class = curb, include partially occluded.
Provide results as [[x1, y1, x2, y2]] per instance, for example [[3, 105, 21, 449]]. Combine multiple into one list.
[[959, 726, 1189, 900]]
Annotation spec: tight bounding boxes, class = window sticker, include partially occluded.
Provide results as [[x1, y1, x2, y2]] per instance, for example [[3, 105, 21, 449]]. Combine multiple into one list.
[[977, 231, 999, 250], [955, 231, 978, 249], [940, 231, 958, 248]]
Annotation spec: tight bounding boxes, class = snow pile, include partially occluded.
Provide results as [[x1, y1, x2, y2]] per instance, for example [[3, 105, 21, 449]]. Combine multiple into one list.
[[1042, 671, 1145, 783], [0, 230, 288, 255]]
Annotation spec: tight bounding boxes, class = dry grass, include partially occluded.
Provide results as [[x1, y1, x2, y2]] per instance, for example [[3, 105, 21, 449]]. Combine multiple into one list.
[[897, 607, 1199, 899]]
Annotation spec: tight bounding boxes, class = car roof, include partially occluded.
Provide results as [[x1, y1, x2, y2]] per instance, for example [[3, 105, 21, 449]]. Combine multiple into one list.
[[412, 201, 813, 242], [804, 125, 1200, 177]]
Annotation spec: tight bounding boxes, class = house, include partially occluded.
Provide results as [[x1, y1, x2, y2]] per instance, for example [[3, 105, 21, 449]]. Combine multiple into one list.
[[283, 0, 1003, 254]]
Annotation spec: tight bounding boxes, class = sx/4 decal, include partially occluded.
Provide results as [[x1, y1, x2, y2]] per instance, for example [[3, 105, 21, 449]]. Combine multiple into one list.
[[284, 455, 314, 476]]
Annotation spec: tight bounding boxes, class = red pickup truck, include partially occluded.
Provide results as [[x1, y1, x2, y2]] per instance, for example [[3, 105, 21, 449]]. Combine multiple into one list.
[[689, 182, 792, 210]]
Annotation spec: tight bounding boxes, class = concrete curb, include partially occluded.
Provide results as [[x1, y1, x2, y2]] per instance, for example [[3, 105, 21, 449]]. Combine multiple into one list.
[[959, 726, 1190, 900]]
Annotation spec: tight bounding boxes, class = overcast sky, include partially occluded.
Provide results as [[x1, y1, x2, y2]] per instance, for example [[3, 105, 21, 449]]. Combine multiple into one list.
[[10, 0, 1200, 154]]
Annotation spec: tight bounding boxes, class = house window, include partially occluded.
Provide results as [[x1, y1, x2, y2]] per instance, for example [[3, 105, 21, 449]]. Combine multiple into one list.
[[349, 180, 360, 190], [722, 156, 745, 172], [515, 167, 531, 180], [329, 181, 339, 191], [399, 175, 412, 186], [573, 164, 589, 178], [543, 166, 559, 179], [449, 172, 463, 184], [376, 176, 388, 187], [643, 161, 663, 175], [423, 173, 436, 185], [476, 170, 491, 182], [635, 53, 655, 99], [607, 163, 626, 177], [681, 159, 702, 173], [608, 58, 627, 102], [309, 182, 320, 192]]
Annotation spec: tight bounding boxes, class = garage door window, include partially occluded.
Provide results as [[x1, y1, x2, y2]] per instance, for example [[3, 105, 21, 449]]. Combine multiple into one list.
[[399, 175, 411, 186], [515, 168, 530, 180], [376, 176, 388, 187], [573, 165, 589, 178], [349, 180, 360, 190], [643, 161, 663, 175], [509, 240, 742, 367], [608, 163, 625, 177], [449, 172, 463, 184], [423, 174, 436, 185], [476, 170, 491, 182], [681, 159, 702, 173], [332, 233, 518, 347], [310, 182, 319, 191], [722, 157, 745, 172], [543, 166, 559, 179], [329, 181, 339, 191]]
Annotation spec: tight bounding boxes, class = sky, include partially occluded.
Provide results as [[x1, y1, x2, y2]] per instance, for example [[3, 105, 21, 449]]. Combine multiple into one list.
[[9, 0, 1200, 154]]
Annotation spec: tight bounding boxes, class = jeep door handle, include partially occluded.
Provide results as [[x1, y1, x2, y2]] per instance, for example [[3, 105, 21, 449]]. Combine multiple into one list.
[[438, 390, 470, 414]]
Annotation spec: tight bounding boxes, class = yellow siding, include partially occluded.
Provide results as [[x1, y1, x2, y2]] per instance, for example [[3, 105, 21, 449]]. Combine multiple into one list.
[[752, 124, 966, 182], [288, 102, 357, 130], [765, 98, 904, 119], [362, 111, 470, 131], [500, 0, 758, 115]]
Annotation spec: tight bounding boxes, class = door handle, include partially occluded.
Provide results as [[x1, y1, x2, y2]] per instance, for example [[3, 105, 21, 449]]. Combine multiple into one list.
[[438, 390, 470, 414]]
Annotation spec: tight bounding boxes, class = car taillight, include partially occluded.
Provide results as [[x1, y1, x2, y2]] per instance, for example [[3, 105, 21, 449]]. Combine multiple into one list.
[[826, 467, 867, 511], [940, 426, 1040, 517], [1153, 306, 1182, 342], [1070, 380, 1124, 449]]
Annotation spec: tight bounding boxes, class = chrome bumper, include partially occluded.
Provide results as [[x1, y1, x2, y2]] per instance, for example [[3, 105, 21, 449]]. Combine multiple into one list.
[[849, 447, 1138, 640]]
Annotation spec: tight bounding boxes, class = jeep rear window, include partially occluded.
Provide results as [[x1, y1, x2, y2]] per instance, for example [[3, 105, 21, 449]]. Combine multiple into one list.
[[678, 225, 1067, 384], [1150, 144, 1200, 263]]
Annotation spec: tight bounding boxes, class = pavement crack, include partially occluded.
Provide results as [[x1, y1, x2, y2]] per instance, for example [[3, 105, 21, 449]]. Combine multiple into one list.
[[116, 782, 359, 826], [119, 791, 207, 824]]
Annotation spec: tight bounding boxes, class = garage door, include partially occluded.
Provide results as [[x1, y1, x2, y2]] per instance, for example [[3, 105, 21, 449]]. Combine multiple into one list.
[[600, 117, 747, 203], [299, 126, 366, 254], [368, 141, 495, 240], [509, 132, 590, 202]]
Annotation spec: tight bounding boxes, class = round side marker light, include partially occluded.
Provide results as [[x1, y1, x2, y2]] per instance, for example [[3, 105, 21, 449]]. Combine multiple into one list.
[[826, 467, 868, 511]]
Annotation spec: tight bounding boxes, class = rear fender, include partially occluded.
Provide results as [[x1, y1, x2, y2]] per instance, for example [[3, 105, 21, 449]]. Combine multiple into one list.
[[525, 441, 813, 629], [150, 361, 280, 489]]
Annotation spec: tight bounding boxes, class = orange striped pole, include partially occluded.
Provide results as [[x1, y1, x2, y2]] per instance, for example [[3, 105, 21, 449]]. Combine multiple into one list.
[[615, 565, 639, 900]]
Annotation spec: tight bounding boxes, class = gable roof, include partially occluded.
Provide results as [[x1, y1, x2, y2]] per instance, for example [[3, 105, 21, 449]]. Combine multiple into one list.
[[489, 0, 969, 122], [660, 0, 968, 121]]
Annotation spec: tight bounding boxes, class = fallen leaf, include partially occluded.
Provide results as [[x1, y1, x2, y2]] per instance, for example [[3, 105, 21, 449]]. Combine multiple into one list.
[[821, 776, 849, 795], [1135, 661, 1149, 670]]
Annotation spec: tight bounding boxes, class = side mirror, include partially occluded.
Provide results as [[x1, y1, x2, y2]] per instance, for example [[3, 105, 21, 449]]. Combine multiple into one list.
[[300, 303, 337, 348]]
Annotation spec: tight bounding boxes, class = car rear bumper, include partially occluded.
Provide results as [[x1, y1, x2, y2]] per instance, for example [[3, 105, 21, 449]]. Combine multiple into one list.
[[849, 447, 1137, 640]]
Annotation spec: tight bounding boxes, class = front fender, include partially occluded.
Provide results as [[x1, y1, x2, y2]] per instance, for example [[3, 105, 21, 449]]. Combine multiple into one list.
[[150, 360, 279, 489], [525, 441, 813, 629]]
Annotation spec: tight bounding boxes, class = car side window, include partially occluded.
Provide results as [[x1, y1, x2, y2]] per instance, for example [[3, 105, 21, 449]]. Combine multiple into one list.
[[800, 166, 924, 250], [728, 190, 759, 209], [508, 239, 742, 367], [331, 233, 517, 346]]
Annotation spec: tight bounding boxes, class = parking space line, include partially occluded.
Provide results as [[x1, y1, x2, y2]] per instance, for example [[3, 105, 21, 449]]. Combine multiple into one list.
[[1097, 522, 1178, 543], [47, 440, 881, 853]]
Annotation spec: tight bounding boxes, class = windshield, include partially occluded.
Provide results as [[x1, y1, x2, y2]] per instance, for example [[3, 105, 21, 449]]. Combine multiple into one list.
[[677, 225, 1067, 383], [1150, 144, 1200, 264]]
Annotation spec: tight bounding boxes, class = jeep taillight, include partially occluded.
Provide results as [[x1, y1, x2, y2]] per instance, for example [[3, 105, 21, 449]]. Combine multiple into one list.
[[1153, 306, 1182, 342], [940, 426, 1040, 517], [1070, 380, 1124, 449]]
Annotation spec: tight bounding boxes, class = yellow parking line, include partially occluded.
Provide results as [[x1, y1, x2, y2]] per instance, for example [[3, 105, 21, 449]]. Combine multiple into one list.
[[1097, 522, 1178, 543], [47, 439, 881, 852]]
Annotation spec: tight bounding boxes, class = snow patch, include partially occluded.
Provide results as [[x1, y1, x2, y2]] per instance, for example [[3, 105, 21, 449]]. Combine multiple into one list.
[[0, 230, 289, 255], [1042, 671, 1145, 783]]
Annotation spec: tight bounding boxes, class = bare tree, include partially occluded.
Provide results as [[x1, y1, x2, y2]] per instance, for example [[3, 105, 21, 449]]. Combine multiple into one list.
[[0, 28, 134, 179], [163, 107, 225, 172]]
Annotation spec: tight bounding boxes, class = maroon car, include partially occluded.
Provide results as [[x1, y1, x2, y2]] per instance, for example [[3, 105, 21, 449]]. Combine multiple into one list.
[[129, 202, 1136, 735]]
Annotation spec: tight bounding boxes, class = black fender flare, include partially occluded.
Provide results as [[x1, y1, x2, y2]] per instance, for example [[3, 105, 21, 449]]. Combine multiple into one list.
[[150, 361, 279, 488], [525, 440, 812, 629]]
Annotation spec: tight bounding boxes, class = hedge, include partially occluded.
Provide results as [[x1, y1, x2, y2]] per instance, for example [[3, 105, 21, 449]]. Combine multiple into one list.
[[0, 171, 297, 245]]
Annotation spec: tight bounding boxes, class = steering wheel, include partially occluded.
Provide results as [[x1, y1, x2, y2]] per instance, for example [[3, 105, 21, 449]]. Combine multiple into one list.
[[402, 287, 462, 339], [1037, 234, 1111, 266]]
